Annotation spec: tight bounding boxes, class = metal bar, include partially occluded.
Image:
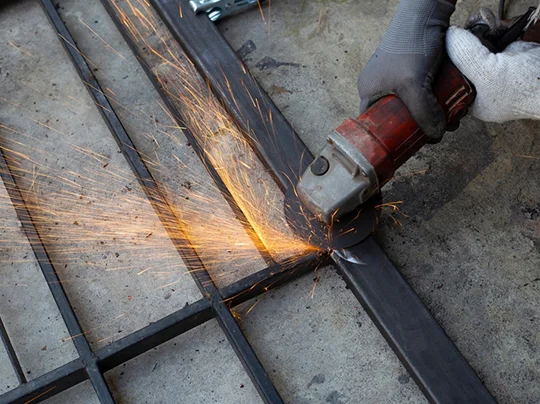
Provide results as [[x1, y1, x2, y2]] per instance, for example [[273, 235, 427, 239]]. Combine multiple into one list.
[[0, 315, 26, 384], [0, 148, 115, 404], [150, 0, 312, 191], [96, 299, 213, 371], [100, 0, 275, 266], [0, 254, 320, 403], [333, 238, 495, 403], [0, 359, 87, 404], [149, 3, 496, 402], [221, 252, 327, 304], [40, 2, 283, 402]]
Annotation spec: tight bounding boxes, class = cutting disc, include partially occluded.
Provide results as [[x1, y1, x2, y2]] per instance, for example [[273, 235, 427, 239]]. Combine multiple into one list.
[[284, 186, 381, 251]]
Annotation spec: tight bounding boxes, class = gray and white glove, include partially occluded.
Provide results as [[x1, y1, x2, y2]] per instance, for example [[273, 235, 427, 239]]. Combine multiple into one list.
[[446, 25, 540, 123], [357, 0, 456, 140]]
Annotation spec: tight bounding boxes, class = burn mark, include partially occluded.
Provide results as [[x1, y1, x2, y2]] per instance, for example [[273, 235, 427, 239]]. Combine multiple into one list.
[[325, 390, 346, 404], [236, 40, 256, 61], [255, 56, 301, 71], [269, 85, 292, 96], [307, 373, 325, 388], [522, 205, 540, 221], [398, 374, 411, 384]]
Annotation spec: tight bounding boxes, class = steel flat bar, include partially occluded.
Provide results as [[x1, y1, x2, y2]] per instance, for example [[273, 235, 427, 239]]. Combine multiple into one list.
[[0, 359, 87, 404], [40, 2, 282, 402], [0, 147, 114, 404], [0, 315, 26, 385], [150, 0, 313, 191], [333, 238, 495, 404], [100, 0, 275, 266], [148, 3, 496, 402]]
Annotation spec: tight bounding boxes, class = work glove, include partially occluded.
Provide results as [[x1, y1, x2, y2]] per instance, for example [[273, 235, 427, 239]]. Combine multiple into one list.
[[357, 0, 456, 140], [446, 11, 540, 123]]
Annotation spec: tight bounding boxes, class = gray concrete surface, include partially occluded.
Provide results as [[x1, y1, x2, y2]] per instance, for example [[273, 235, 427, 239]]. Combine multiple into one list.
[[0, 0, 538, 403], [220, 0, 540, 403]]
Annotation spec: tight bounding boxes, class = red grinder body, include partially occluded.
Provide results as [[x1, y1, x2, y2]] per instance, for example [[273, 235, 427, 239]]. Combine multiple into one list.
[[336, 61, 476, 186]]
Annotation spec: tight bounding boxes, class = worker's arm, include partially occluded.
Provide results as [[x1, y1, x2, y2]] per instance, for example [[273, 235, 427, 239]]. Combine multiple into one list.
[[447, 25, 540, 123], [357, 0, 456, 140]]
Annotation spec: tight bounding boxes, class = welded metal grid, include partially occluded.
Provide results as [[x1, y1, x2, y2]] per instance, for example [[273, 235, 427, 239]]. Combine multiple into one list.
[[0, 1, 494, 403]]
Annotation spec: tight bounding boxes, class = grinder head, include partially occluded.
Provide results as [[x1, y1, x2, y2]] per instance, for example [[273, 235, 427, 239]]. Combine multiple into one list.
[[284, 186, 380, 251], [284, 131, 381, 250], [296, 131, 380, 225]]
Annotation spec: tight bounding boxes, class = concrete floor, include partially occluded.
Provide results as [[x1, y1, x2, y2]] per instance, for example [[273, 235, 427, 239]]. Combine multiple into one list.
[[0, 0, 538, 403], [220, 1, 540, 403]]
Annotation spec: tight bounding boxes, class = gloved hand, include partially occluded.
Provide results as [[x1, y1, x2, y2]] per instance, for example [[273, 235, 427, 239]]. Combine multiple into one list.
[[446, 26, 540, 123], [357, 0, 456, 140]]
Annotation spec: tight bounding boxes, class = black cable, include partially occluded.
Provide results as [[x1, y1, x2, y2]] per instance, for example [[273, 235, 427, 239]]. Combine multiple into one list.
[[499, 0, 507, 20]]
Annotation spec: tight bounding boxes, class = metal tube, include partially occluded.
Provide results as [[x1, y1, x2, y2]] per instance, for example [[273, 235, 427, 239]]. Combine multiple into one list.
[[333, 238, 495, 403], [0, 254, 321, 403], [0, 359, 87, 404], [95, 254, 321, 372], [0, 145, 115, 404], [0, 315, 26, 384], [100, 0, 276, 266], [149, 0, 313, 192], [0, 1, 494, 403], [96, 299, 213, 371]]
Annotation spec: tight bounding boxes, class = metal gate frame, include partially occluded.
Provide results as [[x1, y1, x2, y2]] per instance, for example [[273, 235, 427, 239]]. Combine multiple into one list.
[[0, 1, 495, 403]]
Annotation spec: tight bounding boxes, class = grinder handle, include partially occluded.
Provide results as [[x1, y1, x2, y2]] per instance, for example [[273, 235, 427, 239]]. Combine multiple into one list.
[[337, 60, 475, 186]]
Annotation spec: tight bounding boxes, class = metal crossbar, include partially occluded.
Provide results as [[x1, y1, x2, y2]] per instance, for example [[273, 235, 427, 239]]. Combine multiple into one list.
[[0, 147, 116, 404], [0, 0, 496, 403], [0, 316, 25, 385]]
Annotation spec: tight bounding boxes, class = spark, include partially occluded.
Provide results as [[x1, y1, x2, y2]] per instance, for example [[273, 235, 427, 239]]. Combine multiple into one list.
[[515, 154, 540, 160], [36, 121, 68, 136], [376, 201, 406, 214], [0, 0, 326, 345], [376, 201, 407, 227], [96, 334, 116, 344], [7, 40, 35, 58], [61, 313, 126, 342], [23, 386, 57, 404], [152, 280, 180, 291], [245, 298, 261, 315], [78, 18, 128, 61], [310, 275, 320, 299], [257, 0, 266, 24]]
